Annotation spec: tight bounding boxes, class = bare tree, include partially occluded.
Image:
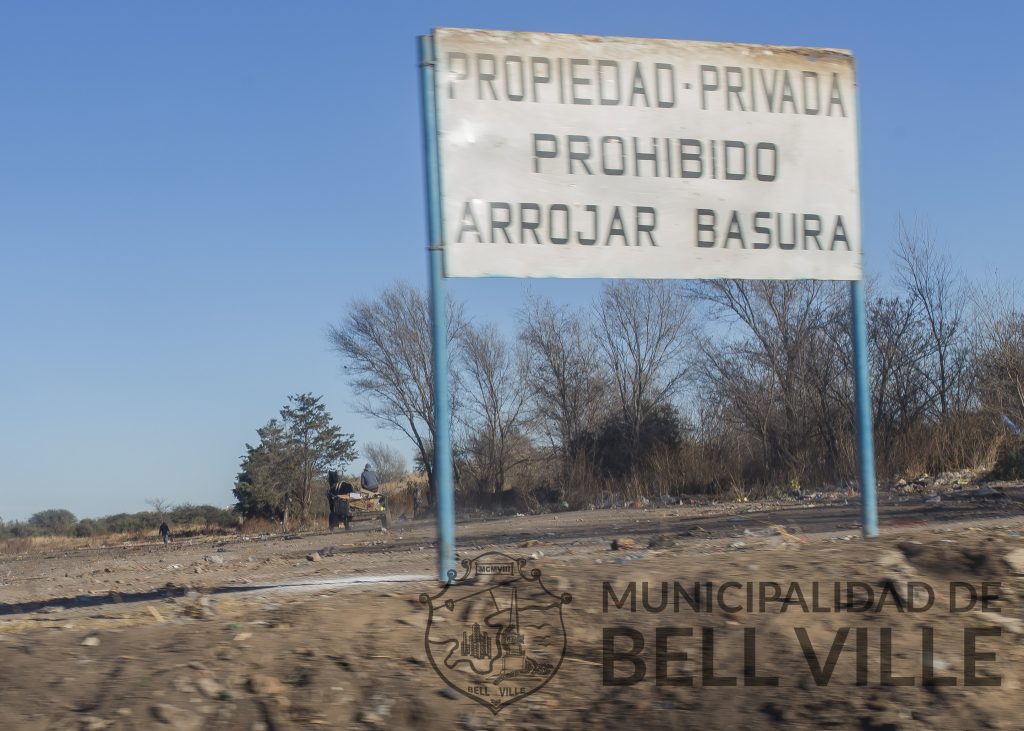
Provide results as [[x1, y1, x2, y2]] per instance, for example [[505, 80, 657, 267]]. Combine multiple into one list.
[[976, 318, 1024, 427], [867, 294, 934, 471], [595, 281, 694, 465], [693, 280, 846, 483], [328, 283, 464, 503], [363, 442, 408, 484], [146, 498, 171, 516], [894, 220, 970, 418], [459, 323, 530, 495], [518, 295, 607, 459], [970, 277, 1024, 430]]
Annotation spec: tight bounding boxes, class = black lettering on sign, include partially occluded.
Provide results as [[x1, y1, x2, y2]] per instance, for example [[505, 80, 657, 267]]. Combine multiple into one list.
[[598, 60, 621, 105], [521, 203, 541, 244], [699, 65, 718, 110], [601, 136, 626, 175], [533, 133, 558, 173], [630, 63, 649, 106], [530, 57, 551, 102], [753, 212, 771, 249], [828, 73, 846, 117], [477, 54, 498, 100], [725, 66, 745, 111], [755, 143, 778, 181], [447, 52, 468, 99], [457, 201, 482, 243], [636, 207, 657, 246], [724, 211, 745, 249], [453, 203, 663, 246], [490, 202, 512, 243], [696, 209, 716, 247], [570, 59, 592, 105], [606, 207, 628, 246], [802, 71, 820, 115], [760, 69, 779, 112], [690, 209, 855, 250], [779, 73, 797, 113], [578, 205, 598, 245], [803, 214, 822, 250], [778, 213, 797, 250], [568, 135, 592, 174], [680, 139, 703, 178], [724, 141, 746, 180], [832, 216, 851, 250], [655, 63, 675, 108], [633, 137, 659, 177], [550, 204, 570, 244], [504, 56, 525, 101], [696, 65, 848, 116]]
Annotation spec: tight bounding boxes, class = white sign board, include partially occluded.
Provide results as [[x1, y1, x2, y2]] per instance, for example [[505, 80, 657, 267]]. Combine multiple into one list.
[[432, 28, 861, 280]]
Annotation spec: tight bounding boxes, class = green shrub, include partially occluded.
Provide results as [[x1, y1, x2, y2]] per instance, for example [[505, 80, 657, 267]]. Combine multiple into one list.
[[989, 438, 1024, 480], [28, 509, 77, 535], [73, 519, 100, 537]]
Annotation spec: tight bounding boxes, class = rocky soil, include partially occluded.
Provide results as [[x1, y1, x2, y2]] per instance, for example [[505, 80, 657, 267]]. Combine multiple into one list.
[[2, 485, 1023, 730]]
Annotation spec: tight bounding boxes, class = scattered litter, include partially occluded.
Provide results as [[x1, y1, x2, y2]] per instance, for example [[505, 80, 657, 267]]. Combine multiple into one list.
[[648, 534, 675, 549], [147, 606, 166, 623], [772, 525, 807, 544]]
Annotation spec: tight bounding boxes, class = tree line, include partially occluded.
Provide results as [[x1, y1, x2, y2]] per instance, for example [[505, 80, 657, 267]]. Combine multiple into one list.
[[330, 222, 1024, 511], [13, 223, 1021, 535], [0, 503, 238, 539]]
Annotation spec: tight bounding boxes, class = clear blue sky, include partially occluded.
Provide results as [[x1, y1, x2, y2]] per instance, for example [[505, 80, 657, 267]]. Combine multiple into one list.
[[1, 1, 1021, 521]]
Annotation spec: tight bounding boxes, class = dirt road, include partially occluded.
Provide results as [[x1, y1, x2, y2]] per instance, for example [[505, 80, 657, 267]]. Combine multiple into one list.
[[2, 487, 1023, 730]]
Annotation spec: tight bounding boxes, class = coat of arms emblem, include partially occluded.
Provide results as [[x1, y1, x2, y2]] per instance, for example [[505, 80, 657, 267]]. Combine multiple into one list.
[[420, 552, 572, 713]]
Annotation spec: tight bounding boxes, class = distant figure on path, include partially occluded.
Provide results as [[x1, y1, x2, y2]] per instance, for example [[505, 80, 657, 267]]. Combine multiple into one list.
[[159, 522, 171, 545], [360, 463, 380, 493], [327, 470, 342, 515]]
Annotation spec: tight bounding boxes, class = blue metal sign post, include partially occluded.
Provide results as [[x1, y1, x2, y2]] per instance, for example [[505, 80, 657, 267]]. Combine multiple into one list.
[[851, 279, 879, 537], [418, 35, 456, 580]]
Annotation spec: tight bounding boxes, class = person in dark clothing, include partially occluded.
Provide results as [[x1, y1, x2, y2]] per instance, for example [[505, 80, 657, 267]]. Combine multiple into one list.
[[327, 471, 355, 531], [327, 470, 341, 516], [159, 522, 171, 545], [360, 463, 380, 492]]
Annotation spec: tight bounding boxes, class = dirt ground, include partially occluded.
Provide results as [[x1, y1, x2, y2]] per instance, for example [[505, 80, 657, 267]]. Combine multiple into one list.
[[2, 485, 1024, 730]]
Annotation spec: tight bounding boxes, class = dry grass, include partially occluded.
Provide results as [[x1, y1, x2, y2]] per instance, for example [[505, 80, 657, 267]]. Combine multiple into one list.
[[0, 533, 130, 556], [238, 517, 283, 534], [0, 522, 235, 557]]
